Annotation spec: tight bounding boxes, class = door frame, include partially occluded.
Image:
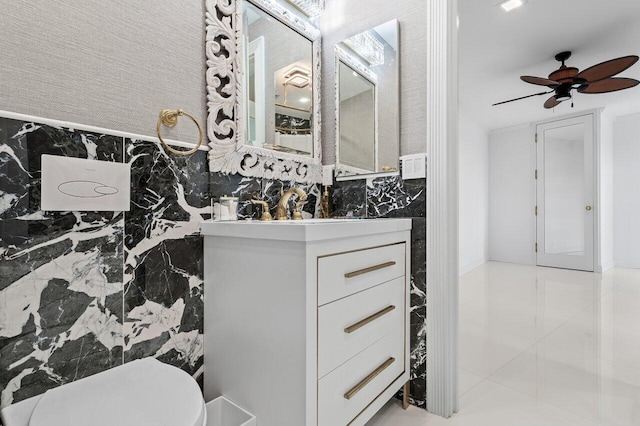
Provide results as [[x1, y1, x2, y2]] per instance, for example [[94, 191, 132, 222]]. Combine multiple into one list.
[[535, 113, 595, 271], [532, 108, 605, 272]]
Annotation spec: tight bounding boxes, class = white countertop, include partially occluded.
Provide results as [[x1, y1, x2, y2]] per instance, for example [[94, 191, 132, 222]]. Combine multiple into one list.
[[200, 218, 412, 242]]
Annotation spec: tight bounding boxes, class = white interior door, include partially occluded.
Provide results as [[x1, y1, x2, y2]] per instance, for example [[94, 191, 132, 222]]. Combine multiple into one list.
[[536, 114, 595, 271]]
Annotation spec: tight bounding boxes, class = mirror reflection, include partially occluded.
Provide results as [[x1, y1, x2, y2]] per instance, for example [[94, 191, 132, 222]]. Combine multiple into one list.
[[335, 19, 399, 176], [243, 1, 314, 157], [338, 62, 376, 172]]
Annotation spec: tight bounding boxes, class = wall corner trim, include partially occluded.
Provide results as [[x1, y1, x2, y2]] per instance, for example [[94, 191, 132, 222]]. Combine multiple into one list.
[[426, 0, 459, 418]]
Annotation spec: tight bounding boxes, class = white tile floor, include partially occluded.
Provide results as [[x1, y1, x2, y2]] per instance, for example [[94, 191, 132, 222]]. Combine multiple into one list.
[[366, 262, 640, 426]]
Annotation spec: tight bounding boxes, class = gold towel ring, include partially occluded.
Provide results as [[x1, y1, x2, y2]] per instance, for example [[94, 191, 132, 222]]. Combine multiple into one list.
[[156, 109, 203, 156]]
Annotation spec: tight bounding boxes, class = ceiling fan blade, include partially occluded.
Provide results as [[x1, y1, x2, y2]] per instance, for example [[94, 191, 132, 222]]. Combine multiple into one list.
[[521, 76, 561, 87], [576, 55, 639, 82], [578, 77, 640, 94], [492, 90, 554, 106], [544, 96, 561, 109]]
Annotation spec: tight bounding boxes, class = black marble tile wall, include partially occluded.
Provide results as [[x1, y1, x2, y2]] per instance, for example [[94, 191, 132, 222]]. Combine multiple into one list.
[[0, 114, 424, 411], [123, 140, 210, 380], [0, 119, 125, 408], [330, 178, 367, 218], [0, 119, 212, 410], [209, 172, 262, 220], [367, 175, 426, 219], [408, 217, 427, 408], [331, 174, 427, 408], [208, 173, 321, 220], [0, 115, 323, 411]]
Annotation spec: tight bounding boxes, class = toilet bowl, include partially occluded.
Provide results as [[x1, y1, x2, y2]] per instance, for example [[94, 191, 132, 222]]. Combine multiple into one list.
[[0, 358, 207, 426]]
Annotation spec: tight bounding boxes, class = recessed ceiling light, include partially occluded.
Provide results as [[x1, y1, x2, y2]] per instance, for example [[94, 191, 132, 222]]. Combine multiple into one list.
[[299, 97, 310, 103], [499, 0, 525, 12]]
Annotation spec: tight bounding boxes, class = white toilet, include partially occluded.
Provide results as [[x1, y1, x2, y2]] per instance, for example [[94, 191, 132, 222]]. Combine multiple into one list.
[[0, 358, 207, 426]]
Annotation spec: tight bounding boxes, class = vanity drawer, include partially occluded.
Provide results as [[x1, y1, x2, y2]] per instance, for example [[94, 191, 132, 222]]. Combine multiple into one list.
[[318, 243, 405, 306], [318, 277, 405, 378], [318, 328, 404, 426]]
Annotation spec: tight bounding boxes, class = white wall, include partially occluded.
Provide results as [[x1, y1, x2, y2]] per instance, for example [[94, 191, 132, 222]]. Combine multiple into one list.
[[488, 125, 536, 265], [458, 109, 489, 275], [486, 111, 640, 270], [599, 112, 615, 271], [319, 0, 427, 162], [613, 114, 640, 268]]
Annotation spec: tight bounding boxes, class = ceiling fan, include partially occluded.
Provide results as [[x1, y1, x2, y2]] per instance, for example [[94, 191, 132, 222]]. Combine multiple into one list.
[[493, 51, 640, 109]]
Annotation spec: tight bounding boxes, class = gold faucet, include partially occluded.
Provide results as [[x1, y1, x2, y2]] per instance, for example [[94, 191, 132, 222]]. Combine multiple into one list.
[[293, 200, 308, 220], [251, 199, 273, 221], [276, 187, 308, 220]]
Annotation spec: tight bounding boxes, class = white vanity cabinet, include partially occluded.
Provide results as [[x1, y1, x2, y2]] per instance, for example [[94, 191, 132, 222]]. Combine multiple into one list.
[[201, 219, 411, 426]]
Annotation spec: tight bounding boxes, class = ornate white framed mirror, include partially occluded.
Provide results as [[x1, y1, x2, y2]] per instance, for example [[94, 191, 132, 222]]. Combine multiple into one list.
[[205, 0, 322, 183], [334, 19, 400, 178]]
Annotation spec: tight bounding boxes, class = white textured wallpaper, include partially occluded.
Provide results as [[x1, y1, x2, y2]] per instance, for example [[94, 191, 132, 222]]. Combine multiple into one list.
[[0, 1, 426, 156], [319, 0, 428, 163], [0, 0, 206, 145]]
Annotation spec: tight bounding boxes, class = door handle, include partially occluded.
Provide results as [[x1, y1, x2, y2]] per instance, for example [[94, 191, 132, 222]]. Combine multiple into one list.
[[586, 206, 592, 211]]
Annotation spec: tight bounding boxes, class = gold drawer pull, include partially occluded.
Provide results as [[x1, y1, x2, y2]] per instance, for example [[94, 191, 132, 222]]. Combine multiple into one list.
[[344, 261, 396, 278], [344, 357, 395, 400], [344, 305, 396, 334]]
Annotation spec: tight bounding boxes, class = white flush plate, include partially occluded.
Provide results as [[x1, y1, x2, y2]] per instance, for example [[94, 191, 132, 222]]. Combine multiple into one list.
[[41, 155, 130, 212]]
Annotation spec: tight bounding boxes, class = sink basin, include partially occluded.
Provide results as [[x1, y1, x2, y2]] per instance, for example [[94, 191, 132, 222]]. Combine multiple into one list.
[[200, 218, 411, 242]]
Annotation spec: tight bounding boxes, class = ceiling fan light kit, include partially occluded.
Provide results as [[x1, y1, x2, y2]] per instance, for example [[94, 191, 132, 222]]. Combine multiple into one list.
[[555, 90, 572, 102], [493, 51, 640, 109]]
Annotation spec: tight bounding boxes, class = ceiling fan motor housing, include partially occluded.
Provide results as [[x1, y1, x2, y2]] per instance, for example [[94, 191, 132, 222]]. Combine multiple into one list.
[[549, 66, 579, 84]]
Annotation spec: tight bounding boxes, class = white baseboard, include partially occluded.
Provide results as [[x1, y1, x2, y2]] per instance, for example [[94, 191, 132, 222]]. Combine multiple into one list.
[[597, 261, 615, 273], [488, 254, 536, 266], [459, 256, 488, 277], [612, 260, 640, 270]]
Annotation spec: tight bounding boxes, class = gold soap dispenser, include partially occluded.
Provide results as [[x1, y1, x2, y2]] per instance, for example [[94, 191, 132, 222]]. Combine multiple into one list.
[[320, 166, 333, 219], [320, 185, 331, 219]]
